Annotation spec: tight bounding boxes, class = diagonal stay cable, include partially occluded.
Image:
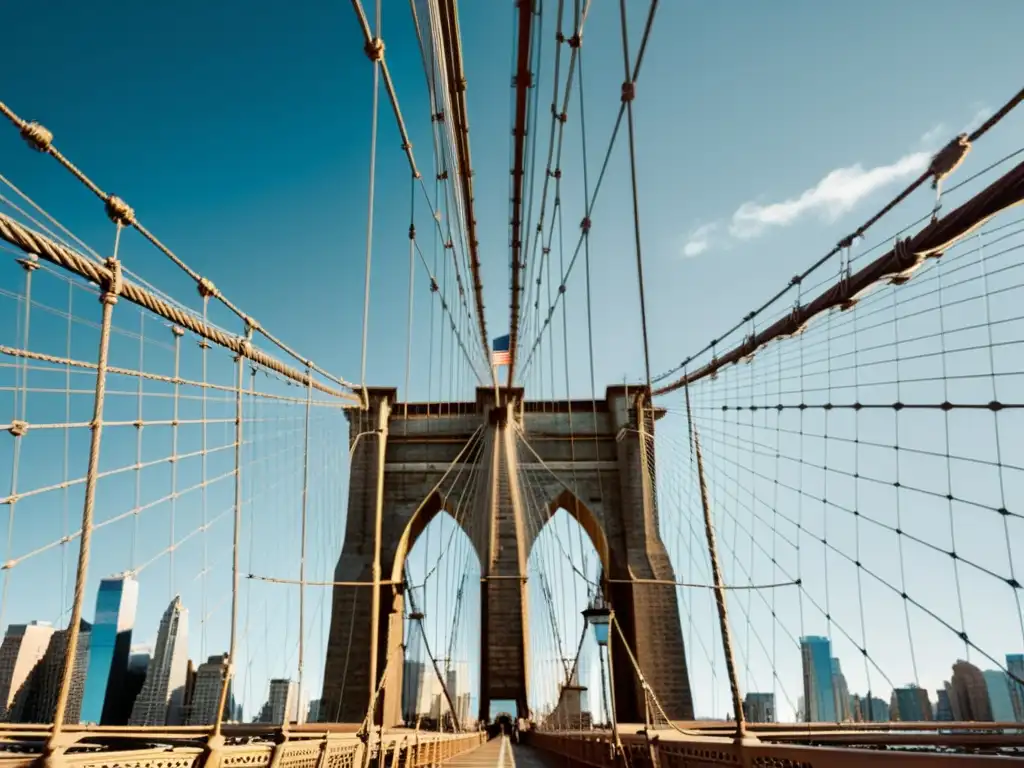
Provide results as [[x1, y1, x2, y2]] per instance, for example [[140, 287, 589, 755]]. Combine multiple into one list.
[[655, 153, 1024, 395], [0, 100, 358, 396], [520, 0, 660, 378], [652, 83, 1024, 389]]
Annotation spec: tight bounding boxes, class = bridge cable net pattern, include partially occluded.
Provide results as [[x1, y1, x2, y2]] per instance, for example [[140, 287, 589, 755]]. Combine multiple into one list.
[[0, 0, 501, 748], [512, 422, 600, 729], [0, 157, 483, 768], [0, 180, 355, 737], [515, 0, 658, 388], [495, 0, 1024, 741], [398, 425, 484, 734], [495, 0, 1024, 753], [649, 128, 1024, 736]]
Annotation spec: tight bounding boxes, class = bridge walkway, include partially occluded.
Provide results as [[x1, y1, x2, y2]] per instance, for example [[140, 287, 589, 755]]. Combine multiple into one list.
[[441, 736, 557, 768]]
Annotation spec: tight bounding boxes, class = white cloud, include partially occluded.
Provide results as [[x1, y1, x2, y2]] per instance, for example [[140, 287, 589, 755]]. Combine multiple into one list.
[[919, 122, 947, 149], [682, 107, 990, 256], [682, 222, 718, 257], [963, 105, 992, 135], [728, 151, 930, 240]]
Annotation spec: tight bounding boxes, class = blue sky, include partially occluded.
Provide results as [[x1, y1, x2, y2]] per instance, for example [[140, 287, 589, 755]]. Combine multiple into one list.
[[2, 0, 1024, 723]]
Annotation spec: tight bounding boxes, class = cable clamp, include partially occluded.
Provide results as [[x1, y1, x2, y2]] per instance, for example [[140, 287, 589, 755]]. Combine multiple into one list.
[[364, 37, 385, 62], [101, 256, 123, 305], [20, 121, 52, 152], [17, 255, 39, 272], [105, 196, 136, 227], [930, 133, 971, 188], [198, 277, 219, 299]]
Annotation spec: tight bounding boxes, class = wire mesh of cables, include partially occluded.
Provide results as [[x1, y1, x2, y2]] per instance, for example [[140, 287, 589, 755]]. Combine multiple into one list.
[[395, 425, 487, 731], [650, 158, 1024, 724], [0, 180, 354, 729], [511, 421, 603, 728]]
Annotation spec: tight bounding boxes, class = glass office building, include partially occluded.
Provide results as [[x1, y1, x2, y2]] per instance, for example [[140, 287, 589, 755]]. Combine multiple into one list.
[[1007, 654, 1024, 722], [983, 670, 1016, 722], [80, 574, 139, 724], [800, 636, 836, 722]]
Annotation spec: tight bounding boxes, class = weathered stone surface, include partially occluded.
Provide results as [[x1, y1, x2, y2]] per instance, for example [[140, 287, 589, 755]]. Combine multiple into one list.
[[320, 387, 694, 725]]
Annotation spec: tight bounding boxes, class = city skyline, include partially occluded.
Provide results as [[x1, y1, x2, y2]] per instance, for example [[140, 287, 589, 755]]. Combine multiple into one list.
[[0, 0, 1021, 728], [2, 566, 1024, 726]]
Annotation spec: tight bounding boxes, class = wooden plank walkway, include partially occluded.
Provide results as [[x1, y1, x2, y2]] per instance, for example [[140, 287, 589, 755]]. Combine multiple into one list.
[[442, 736, 508, 768], [441, 737, 558, 768]]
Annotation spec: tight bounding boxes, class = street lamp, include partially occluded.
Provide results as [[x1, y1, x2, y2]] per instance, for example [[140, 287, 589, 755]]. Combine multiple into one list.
[[582, 605, 612, 647], [582, 600, 616, 745]]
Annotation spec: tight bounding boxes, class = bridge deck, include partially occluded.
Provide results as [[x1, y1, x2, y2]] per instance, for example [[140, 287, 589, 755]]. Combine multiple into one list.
[[442, 737, 506, 768], [441, 737, 556, 768]]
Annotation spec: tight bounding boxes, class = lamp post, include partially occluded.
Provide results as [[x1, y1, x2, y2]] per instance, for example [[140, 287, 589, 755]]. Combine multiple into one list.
[[583, 601, 618, 754]]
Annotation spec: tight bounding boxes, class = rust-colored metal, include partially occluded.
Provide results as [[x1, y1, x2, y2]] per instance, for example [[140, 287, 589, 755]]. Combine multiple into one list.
[[506, 0, 536, 384], [655, 155, 1024, 396]]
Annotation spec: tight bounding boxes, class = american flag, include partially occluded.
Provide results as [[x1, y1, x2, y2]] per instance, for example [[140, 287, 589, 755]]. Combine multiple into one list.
[[491, 334, 511, 367]]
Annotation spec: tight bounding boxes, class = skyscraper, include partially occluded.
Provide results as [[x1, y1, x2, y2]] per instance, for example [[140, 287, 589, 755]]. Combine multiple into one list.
[[307, 699, 321, 724], [187, 654, 230, 725], [951, 660, 993, 722], [831, 658, 850, 722], [1007, 654, 1024, 723], [891, 685, 932, 721], [935, 688, 954, 722], [81, 574, 139, 724], [742, 693, 775, 723], [445, 662, 470, 725], [9, 620, 91, 724], [942, 681, 962, 720], [0, 622, 55, 721], [263, 679, 299, 724], [402, 660, 426, 724], [982, 670, 1016, 722], [182, 659, 196, 721], [800, 636, 836, 722], [853, 695, 889, 722], [123, 649, 150, 719], [129, 596, 189, 726]]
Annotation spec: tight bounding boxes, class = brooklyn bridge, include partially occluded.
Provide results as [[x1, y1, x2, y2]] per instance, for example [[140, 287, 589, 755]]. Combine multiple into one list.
[[1, 1, 1024, 767]]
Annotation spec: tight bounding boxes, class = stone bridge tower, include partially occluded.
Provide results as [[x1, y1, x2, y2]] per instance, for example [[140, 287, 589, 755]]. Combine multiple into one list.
[[319, 386, 694, 726]]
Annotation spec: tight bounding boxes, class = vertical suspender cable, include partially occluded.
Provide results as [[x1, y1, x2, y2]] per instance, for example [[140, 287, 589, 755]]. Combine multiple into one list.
[[359, 0, 384, 407], [618, 0, 653, 390], [49, 250, 121, 742], [297, 370, 312, 723]]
